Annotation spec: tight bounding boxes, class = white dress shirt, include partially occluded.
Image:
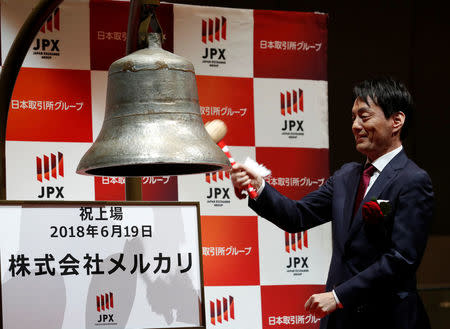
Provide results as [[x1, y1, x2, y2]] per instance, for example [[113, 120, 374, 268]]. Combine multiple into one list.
[[364, 145, 403, 197]]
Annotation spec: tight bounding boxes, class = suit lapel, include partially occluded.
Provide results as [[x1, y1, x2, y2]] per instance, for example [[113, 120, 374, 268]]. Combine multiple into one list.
[[340, 163, 363, 243], [345, 150, 408, 245]]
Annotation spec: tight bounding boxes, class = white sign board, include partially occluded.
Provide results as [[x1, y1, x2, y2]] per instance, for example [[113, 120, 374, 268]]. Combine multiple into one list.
[[0, 202, 204, 329]]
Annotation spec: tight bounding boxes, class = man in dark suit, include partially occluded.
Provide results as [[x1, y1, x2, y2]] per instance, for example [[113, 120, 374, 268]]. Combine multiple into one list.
[[231, 77, 433, 329]]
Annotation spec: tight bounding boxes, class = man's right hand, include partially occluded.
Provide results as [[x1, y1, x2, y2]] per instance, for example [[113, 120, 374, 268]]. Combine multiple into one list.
[[230, 163, 263, 199]]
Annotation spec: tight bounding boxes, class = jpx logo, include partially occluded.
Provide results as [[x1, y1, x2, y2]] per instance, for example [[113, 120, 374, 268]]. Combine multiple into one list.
[[201, 17, 227, 67], [285, 231, 310, 276], [36, 152, 64, 182], [206, 171, 231, 207], [280, 89, 304, 139], [40, 7, 60, 33], [33, 7, 61, 59], [286, 256, 309, 269], [285, 231, 308, 253], [210, 296, 235, 325], [202, 17, 227, 43], [206, 171, 230, 184], [280, 89, 303, 116], [96, 292, 116, 326], [36, 152, 64, 199]]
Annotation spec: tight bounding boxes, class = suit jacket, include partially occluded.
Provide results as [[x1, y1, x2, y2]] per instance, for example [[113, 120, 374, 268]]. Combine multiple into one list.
[[249, 150, 434, 329]]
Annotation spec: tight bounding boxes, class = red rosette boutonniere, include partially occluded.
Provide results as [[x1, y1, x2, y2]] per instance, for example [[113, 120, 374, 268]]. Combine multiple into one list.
[[362, 198, 392, 225]]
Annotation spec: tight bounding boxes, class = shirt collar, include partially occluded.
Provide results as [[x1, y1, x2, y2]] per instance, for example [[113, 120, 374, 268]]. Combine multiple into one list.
[[367, 145, 403, 172]]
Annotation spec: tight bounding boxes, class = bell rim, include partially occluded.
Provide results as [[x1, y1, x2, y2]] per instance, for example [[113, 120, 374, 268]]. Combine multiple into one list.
[[76, 161, 231, 177]]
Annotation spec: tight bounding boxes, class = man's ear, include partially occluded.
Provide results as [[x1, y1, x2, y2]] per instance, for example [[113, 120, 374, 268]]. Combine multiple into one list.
[[392, 111, 405, 134]]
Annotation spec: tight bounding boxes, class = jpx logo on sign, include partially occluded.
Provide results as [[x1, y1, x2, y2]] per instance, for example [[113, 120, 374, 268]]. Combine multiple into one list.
[[38, 186, 64, 199], [33, 39, 60, 52], [32, 7, 61, 59], [285, 231, 308, 253], [284, 231, 310, 276], [202, 48, 226, 60], [97, 314, 114, 324], [210, 296, 235, 325], [281, 120, 303, 133], [95, 292, 117, 326], [205, 171, 231, 207], [201, 17, 227, 67], [36, 152, 64, 199], [279, 89, 305, 139], [207, 188, 230, 200], [286, 256, 309, 269]]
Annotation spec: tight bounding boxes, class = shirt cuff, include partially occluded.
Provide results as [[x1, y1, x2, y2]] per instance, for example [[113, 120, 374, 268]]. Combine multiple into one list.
[[255, 179, 265, 199], [332, 290, 343, 309]]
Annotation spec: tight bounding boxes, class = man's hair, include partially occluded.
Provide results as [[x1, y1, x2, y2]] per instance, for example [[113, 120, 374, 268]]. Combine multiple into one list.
[[353, 76, 413, 140]]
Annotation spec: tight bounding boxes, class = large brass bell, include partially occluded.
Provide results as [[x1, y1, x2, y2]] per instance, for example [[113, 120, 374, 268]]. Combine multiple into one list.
[[77, 33, 230, 177]]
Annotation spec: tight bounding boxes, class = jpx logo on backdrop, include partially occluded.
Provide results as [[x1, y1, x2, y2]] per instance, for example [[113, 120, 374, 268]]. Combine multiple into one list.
[[32, 7, 61, 59], [96, 292, 117, 326], [201, 17, 227, 67], [205, 171, 231, 207], [36, 152, 64, 199], [210, 296, 235, 325], [280, 88, 304, 139], [285, 231, 310, 276]]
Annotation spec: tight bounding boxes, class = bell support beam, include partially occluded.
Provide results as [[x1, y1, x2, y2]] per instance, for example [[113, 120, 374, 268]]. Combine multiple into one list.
[[0, 0, 64, 200]]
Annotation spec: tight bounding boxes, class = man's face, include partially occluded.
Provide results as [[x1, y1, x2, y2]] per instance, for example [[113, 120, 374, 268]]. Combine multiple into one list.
[[351, 97, 396, 161]]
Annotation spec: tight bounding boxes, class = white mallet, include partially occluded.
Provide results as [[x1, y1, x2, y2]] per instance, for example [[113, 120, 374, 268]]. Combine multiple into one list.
[[205, 119, 258, 199]]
